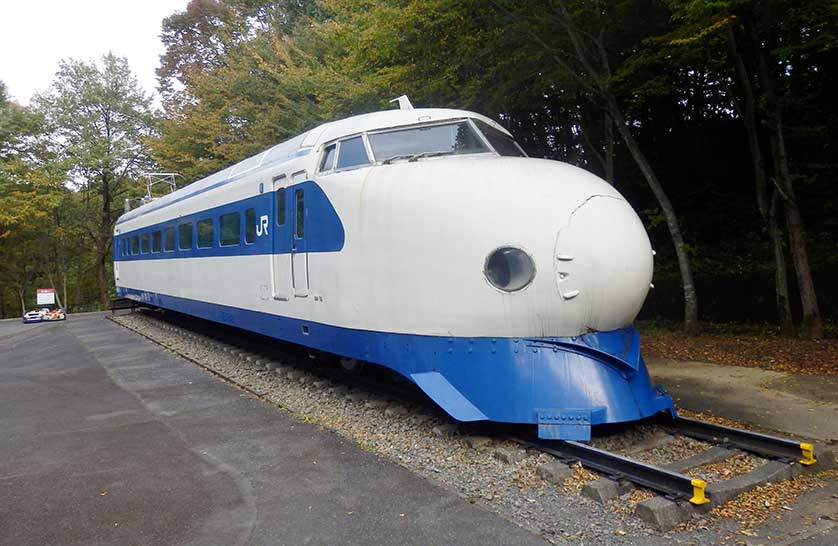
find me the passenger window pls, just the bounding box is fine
[141,233,150,254]
[276,188,286,226]
[132,235,139,255]
[336,136,370,170]
[152,230,162,253]
[164,227,175,251]
[319,144,336,172]
[245,208,256,244]
[295,189,304,238]
[197,219,214,248]
[178,223,193,250]
[220,212,240,246]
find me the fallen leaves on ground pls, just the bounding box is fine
[641,329,838,376]
[560,462,599,492]
[513,454,552,491]
[677,408,755,430]
[710,469,838,533]
[687,452,762,482]
[613,488,656,515]
[631,434,713,466]
[678,469,838,534]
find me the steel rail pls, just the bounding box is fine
[517,438,709,505]
[661,414,816,466]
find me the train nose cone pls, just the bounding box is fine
[554,195,653,333]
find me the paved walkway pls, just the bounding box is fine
[647,357,838,442]
[0,314,547,546]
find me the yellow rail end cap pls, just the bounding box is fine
[689,478,710,505]
[799,443,817,466]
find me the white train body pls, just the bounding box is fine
[115,107,672,440]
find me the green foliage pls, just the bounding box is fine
[151,0,364,181]
[0,81,70,313]
[2,0,837,326]
[34,54,157,195]
[32,54,158,307]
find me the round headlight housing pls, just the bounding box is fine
[484,247,536,292]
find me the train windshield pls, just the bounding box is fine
[473,120,526,157]
[368,121,488,163]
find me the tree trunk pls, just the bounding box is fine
[47,270,64,310]
[99,170,112,309]
[18,287,26,315]
[74,264,82,310]
[768,191,792,333]
[780,184,823,338]
[726,25,793,331]
[605,96,699,334]
[97,245,109,309]
[604,112,614,184]
[743,10,823,339]
[767,117,822,338]
[63,271,69,312]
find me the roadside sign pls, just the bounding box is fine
[36,288,56,305]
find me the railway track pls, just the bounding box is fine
[111,308,834,530]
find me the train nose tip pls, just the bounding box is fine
[554,195,653,332]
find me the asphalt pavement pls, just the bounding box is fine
[0,313,547,546]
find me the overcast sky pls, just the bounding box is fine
[0,0,190,105]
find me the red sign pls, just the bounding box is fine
[36,288,56,305]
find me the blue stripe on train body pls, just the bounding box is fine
[116,286,674,440]
[114,180,344,261]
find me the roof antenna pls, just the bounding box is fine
[390,95,414,110]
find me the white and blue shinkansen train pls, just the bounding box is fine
[114,102,674,440]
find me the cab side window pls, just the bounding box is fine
[319,144,336,173]
[336,136,370,170]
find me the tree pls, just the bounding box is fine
[0,81,67,312]
[667,0,834,338]
[34,54,158,308]
[151,0,360,180]
[0,82,55,239]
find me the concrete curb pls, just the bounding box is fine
[635,497,690,531]
[704,460,797,507]
[664,446,731,473]
[637,459,798,531]
[582,446,733,504]
[581,478,631,503]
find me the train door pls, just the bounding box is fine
[271,175,291,301]
[291,170,309,297]
[113,232,120,281]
